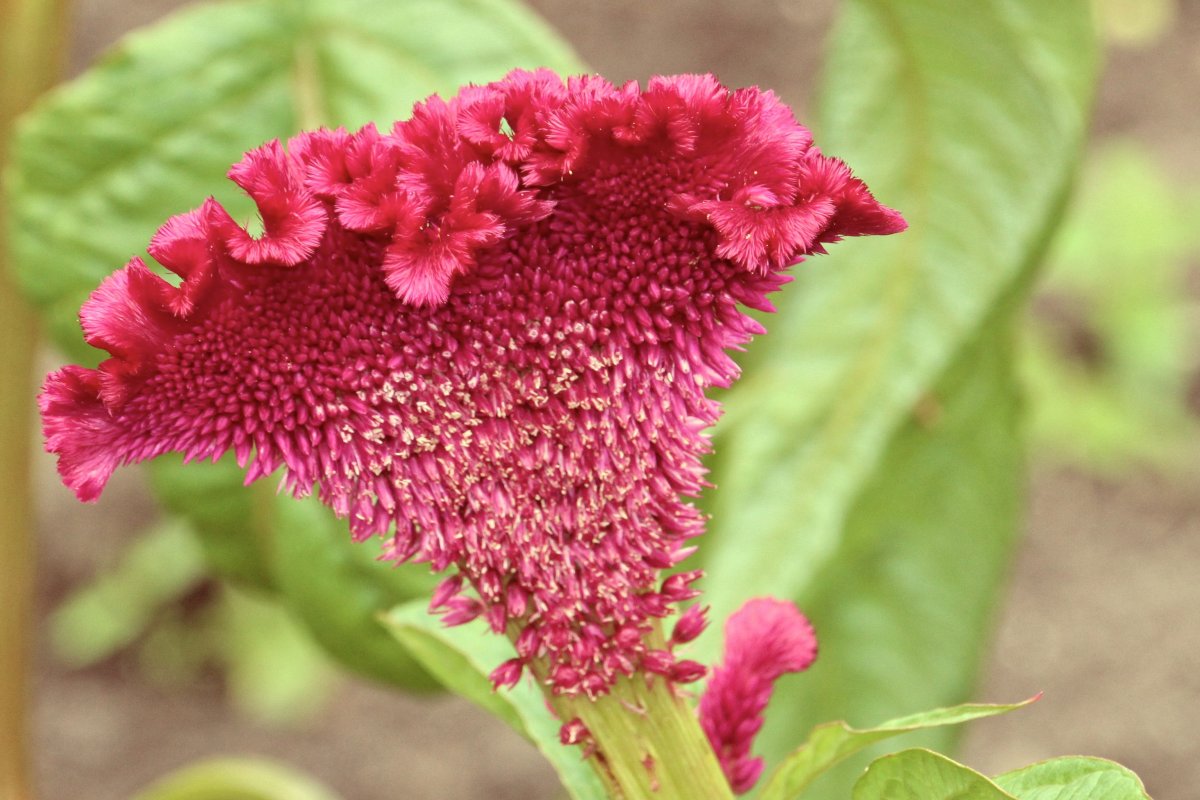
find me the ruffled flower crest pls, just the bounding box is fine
[41,69,903,698]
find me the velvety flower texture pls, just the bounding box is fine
[699,598,818,793]
[41,70,903,697]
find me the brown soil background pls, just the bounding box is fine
[31,1,1200,799]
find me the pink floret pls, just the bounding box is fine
[699,597,818,793]
[40,70,900,697]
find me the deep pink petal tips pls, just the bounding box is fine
[41,70,903,698]
[699,598,819,793]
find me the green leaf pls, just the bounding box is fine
[854,751,1154,800]
[270,494,441,690]
[853,749,1015,800]
[695,0,1098,788]
[130,756,341,800]
[6,0,583,361]
[750,297,1029,796]
[759,698,1036,800]
[381,601,609,800]
[994,757,1152,800]
[702,0,1097,628]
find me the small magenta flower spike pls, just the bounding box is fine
[699,598,819,794]
[41,70,903,701]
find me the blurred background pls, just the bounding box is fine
[24,0,1200,799]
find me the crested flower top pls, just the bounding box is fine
[41,70,904,697]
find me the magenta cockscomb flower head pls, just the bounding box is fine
[699,598,819,794]
[41,69,903,698]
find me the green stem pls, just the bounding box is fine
[550,675,734,800]
[0,1,70,798]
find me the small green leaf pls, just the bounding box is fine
[381,601,608,800]
[131,757,341,800]
[270,494,441,690]
[853,749,1015,800]
[759,698,1036,800]
[994,757,1152,800]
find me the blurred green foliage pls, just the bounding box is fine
[51,517,336,723]
[50,518,206,667]
[1022,141,1200,472]
[213,585,337,724]
[1092,0,1178,47]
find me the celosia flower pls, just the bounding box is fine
[699,598,818,793]
[41,70,903,698]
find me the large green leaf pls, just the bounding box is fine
[381,601,609,800]
[695,0,1098,789]
[747,300,1028,797]
[853,749,1014,800]
[6,0,583,362]
[702,0,1097,623]
[758,698,1035,800]
[994,757,1152,800]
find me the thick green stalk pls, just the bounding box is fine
[550,675,734,800]
[0,2,70,799]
